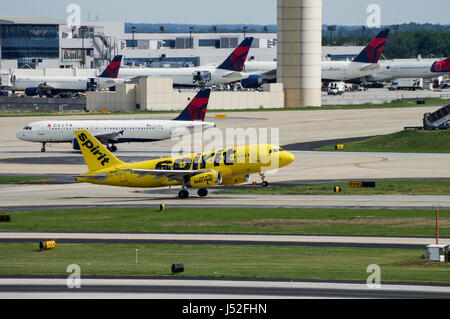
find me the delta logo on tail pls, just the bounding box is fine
[99,55,123,78]
[353,29,390,64]
[218,37,254,72]
[173,88,211,121]
[431,57,450,73]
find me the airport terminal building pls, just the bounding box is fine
[0,17,362,72]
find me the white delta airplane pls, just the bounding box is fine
[240,29,390,88]
[361,56,450,82]
[16,88,215,152]
[119,37,254,87]
[11,55,124,97]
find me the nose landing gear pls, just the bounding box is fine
[41,142,46,153]
[260,173,269,187]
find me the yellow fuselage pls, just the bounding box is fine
[78,144,295,188]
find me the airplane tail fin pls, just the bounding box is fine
[431,57,450,73]
[99,55,123,78]
[353,29,390,64]
[75,130,125,172]
[173,88,211,121]
[217,37,254,72]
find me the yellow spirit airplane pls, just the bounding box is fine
[75,129,295,198]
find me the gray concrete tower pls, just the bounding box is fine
[277,0,322,107]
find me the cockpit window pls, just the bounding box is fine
[269,148,283,154]
[23,126,32,130]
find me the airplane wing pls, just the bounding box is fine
[359,63,380,72]
[221,71,248,79]
[123,168,214,182]
[74,173,108,181]
[94,130,125,144]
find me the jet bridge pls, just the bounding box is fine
[423,105,450,130]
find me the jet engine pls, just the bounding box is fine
[241,74,263,89]
[187,171,222,188]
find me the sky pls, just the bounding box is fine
[1,0,449,26]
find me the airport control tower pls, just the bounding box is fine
[277,0,322,107]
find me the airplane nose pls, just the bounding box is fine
[285,151,295,165]
[280,151,295,167]
[16,131,24,140]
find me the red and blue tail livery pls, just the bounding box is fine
[173,88,211,121]
[99,55,123,78]
[431,57,450,73]
[218,37,254,72]
[353,29,390,64]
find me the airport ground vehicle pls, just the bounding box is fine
[388,78,424,91]
[328,82,346,95]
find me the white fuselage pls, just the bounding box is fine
[244,60,384,82]
[365,60,446,82]
[11,75,124,91]
[119,66,249,87]
[16,120,215,144]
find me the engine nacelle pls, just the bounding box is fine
[221,175,250,186]
[24,88,39,96]
[241,74,263,89]
[72,138,81,150]
[188,171,222,188]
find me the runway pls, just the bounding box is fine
[1,107,449,299]
[1,278,449,299]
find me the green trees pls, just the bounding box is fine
[322,24,450,59]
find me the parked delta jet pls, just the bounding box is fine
[241,29,390,88]
[119,38,254,87]
[11,55,124,97]
[16,89,214,152]
[74,129,295,199]
[362,56,450,82]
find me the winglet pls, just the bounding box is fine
[431,57,450,73]
[173,88,211,121]
[75,130,124,172]
[99,55,123,78]
[353,29,390,64]
[217,37,254,72]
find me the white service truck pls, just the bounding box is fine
[327,82,346,95]
[388,78,424,91]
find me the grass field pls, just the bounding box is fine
[1,243,449,283]
[216,180,450,196]
[1,207,449,237]
[0,175,51,184]
[317,130,450,153]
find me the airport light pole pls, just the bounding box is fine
[327,25,336,46]
[392,24,400,51]
[243,26,248,38]
[189,26,193,49]
[361,25,366,42]
[132,25,136,50]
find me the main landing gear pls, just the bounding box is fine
[41,142,46,153]
[107,144,117,152]
[177,182,209,199]
[177,188,209,199]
